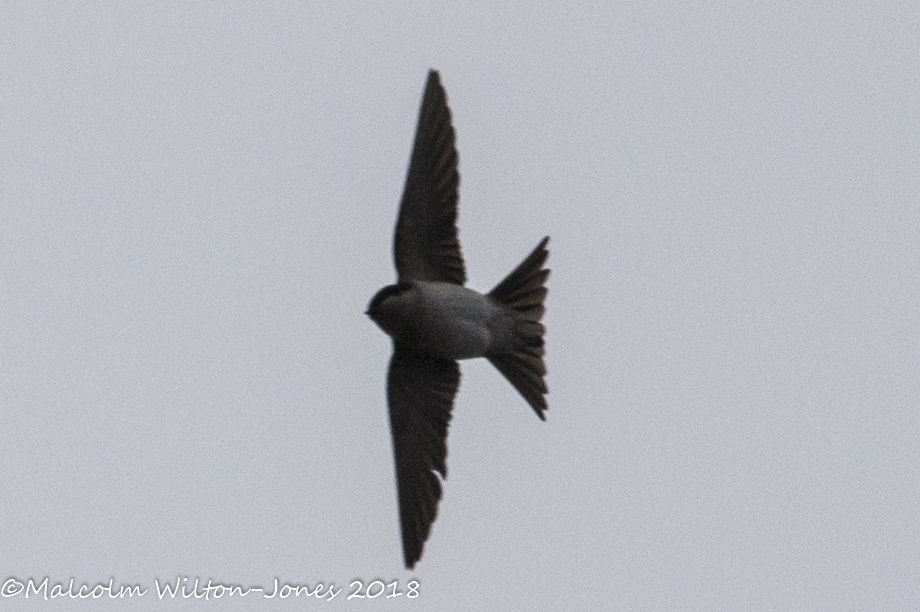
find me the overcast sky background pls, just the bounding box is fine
[2,2,919,610]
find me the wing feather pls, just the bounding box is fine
[387,347,460,568]
[393,70,465,284]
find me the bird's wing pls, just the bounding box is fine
[393,70,465,285]
[386,346,460,568]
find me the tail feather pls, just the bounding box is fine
[487,237,550,420]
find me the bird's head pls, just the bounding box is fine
[366,282,415,336]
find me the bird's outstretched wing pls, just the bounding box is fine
[394,70,465,285]
[386,347,460,568]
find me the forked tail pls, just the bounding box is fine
[487,237,550,420]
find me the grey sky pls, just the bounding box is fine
[2,2,918,610]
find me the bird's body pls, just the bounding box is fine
[367,70,550,569]
[369,281,514,360]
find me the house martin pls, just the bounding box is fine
[367,70,550,569]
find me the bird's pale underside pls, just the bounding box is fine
[367,70,550,569]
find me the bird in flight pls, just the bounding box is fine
[366,70,550,569]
